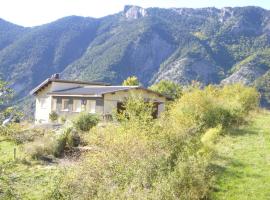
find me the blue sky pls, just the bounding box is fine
[1,0,269,27]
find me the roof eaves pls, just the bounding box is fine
[30,79,111,95]
[48,93,102,97]
[99,86,140,95]
[30,78,51,95]
[100,86,172,100]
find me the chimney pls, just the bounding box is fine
[51,73,60,80]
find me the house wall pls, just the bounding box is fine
[103,89,166,117]
[34,84,167,123]
[51,96,104,120]
[35,85,52,123]
[34,81,104,123]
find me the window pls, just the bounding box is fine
[52,98,57,111]
[40,98,46,109]
[73,99,82,112]
[88,100,96,113]
[62,99,69,111]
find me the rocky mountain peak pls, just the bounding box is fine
[123,5,148,19]
[218,7,235,22]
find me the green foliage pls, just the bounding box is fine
[3,125,45,144]
[49,111,58,122]
[200,125,222,154]
[51,84,259,199]
[60,116,67,124]
[66,128,80,148]
[254,70,270,107]
[169,84,259,131]
[24,132,65,159]
[122,76,140,86]
[0,79,13,105]
[24,125,82,159]
[0,79,18,123]
[73,112,99,132]
[116,94,154,126]
[149,80,182,100]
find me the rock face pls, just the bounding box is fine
[222,64,268,85]
[154,57,220,85]
[222,53,270,85]
[124,5,148,19]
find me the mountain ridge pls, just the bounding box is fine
[1,5,270,106]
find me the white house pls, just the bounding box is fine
[30,74,170,123]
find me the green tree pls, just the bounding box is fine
[0,80,13,105]
[122,76,140,86]
[0,80,23,123]
[149,80,182,100]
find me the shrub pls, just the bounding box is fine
[149,80,182,100]
[73,113,99,132]
[122,76,140,86]
[25,134,55,159]
[200,125,223,155]
[116,94,155,128]
[0,123,45,144]
[11,128,45,144]
[66,128,80,148]
[49,111,58,122]
[25,132,67,159]
[60,116,66,124]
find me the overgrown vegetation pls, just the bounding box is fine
[122,76,140,86]
[46,84,259,199]
[49,111,59,122]
[73,112,99,132]
[0,83,261,199]
[149,80,182,100]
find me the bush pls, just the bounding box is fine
[149,80,182,100]
[25,131,66,159]
[0,123,45,144]
[25,129,82,159]
[66,128,80,148]
[73,113,99,132]
[60,116,66,124]
[25,133,56,159]
[49,111,58,122]
[116,95,155,127]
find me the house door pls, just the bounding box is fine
[152,102,159,119]
[117,102,125,114]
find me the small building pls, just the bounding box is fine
[30,74,170,124]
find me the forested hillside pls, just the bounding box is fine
[1,5,270,104]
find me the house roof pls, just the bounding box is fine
[30,78,110,95]
[48,86,172,100]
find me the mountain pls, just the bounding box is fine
[1,5,270,107]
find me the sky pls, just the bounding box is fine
[0,0,269,27]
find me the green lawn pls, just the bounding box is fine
[0,137,61,199]
[211,110,270,200]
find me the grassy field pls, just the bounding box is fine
[1,110,270,199]
[211,110,270,200]
[0,137,61,199]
